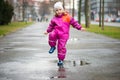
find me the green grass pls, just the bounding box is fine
[82,24,120,40]
[0,22,33,36]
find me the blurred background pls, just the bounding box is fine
[2,0,120,22]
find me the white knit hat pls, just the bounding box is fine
[54,1,64,10]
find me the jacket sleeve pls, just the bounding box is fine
[47,19,55,33]
[70,17,82,30]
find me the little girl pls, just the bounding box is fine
[44,1,85,66]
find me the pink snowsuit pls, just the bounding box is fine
[46,13,82,61]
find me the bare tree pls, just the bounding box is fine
[39,1,50,21]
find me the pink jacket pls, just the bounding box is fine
[47,13,82,38]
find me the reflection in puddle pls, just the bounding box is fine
[58,66,66,78]
[50,66,66,79]
[73,60,90,67]
[80,60,90,66]
[73,61,76,66]
[51,60,90,67]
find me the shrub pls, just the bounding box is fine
[0,0,14,25]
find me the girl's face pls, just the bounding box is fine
[55,8,63,16]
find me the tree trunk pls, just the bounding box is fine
[72,0,75,18]
[63,0,65,9]
[22,0,25,21]
[69,0,71,14]
[101,0,104,30]
[78,0,82,24]
[85,0,90,28]
[99,0,102,27]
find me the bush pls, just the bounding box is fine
[0,0,14,25]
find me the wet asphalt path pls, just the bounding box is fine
[0,22,120,80]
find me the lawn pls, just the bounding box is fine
[82,24,120,40]
[0,22,33,37]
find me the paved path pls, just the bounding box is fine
[0,22,120,80]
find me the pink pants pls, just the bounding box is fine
[49,31,68,61]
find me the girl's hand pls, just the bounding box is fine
[81,28,86,31]
[44,32,48,35]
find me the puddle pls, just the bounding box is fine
[49,60,90,79]
[4,47,13,50]
[80,60,90,66]
[0,49,4,53]
[72,60,90,67]
[50,67,66,79]
[0,47,13,53]
[50,60,90,67]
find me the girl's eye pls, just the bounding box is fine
[59,9,61,10]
